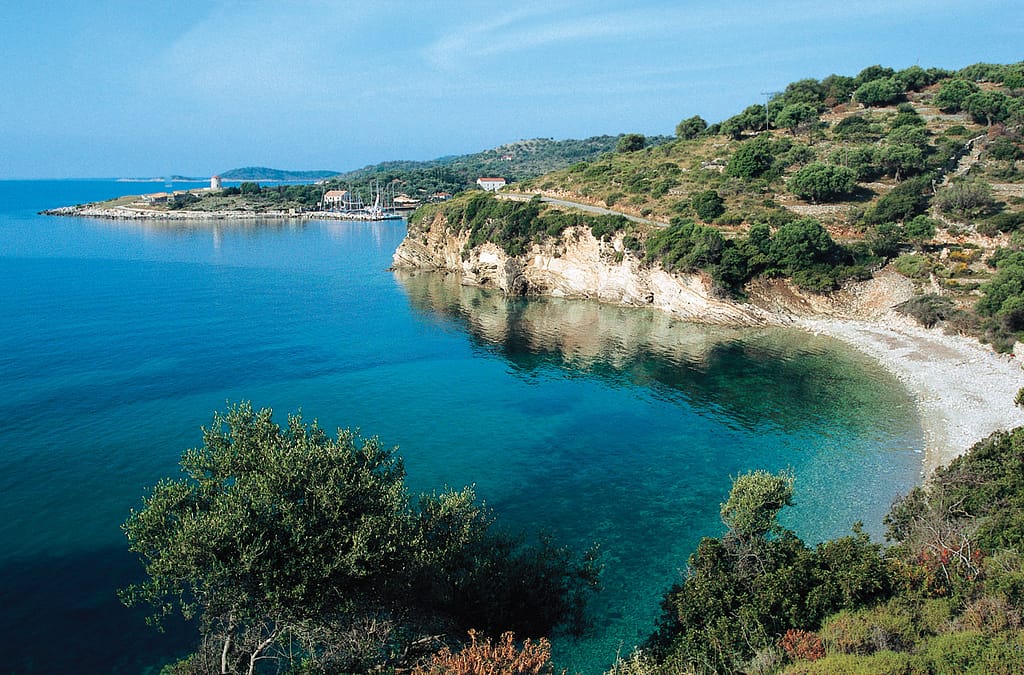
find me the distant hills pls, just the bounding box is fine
[325,134,673,198]
[189,135,669,190]
[217,167,340,181]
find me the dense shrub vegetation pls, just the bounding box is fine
[416,193,632,257]
[630,427,1024,674]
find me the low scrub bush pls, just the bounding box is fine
[893,254,931,279]
[412,631,562,675]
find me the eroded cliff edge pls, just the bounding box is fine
[392,210,916,327]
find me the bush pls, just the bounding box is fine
[831,146,883,181]
[645,219,726,272]
[897,295,960,329]
[865,176,932,224]
[904,215,937,244]
[789,164,858,202]
[988,138,1024,162]
[833,115,879,141]
[894,254,932,279]
[819,603,918,655]
[616,134,646,153]
[781,650,924,674]
[412,631,562,675]
[675,115,708,140]
[934,79,980,113]
[935,181,997,220]
[647,473,892,673]
[920,631,1024,674]
[855,78,902,107]
[891,103,926,129]
[869,222,906,258]
[726,135,776,179]
[779,629,825,662]
[691,189,726,222]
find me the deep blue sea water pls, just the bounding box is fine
[0,180,922,673]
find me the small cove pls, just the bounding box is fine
[0,181,920,673]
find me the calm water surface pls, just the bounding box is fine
[0,180,922,673]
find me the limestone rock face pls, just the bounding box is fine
[391,212,912,326]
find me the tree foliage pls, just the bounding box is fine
[690,189,725,222]
[616,134,647,153]
[933,78,981,113]
[675,115,708,140]
[854,77,902,107]
[865,176,932,224]
[720,470,795,540]
[935,180,997,220]
[648,473,891,673]
[725,135,776,179]
[788,163,857,202]
[122,403,600,674]
[775,103,820,136]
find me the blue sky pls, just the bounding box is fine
[1,0,1022,178]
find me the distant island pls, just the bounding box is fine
[216,167,340,182]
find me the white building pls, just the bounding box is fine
[323,189,350,206]
[210,175,222,190]
[476,177,507,192]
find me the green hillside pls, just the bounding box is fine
[217,166,339,181]
[330,134,673,199]
[430,62,1024,351]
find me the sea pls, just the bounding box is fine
[0,179,922,673]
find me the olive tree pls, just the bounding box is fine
[691,189,725,222]
[675,115,708,140]
[774,103,819,136]
[120,404,428,673]
[616,133,646,153]
[121,403,600,674]
[788,163,857,202]
[854,77,902,107]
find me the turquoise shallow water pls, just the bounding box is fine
[0,181,921,673]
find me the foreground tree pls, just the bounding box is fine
[121,403,600,674]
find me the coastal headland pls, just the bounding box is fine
[41,204,403,222]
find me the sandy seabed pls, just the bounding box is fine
[800,312,1024,476]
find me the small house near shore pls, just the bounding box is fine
[393,194,421,208]
[323,189,351,207]
[141,192,170,205]
[476,177,507,192]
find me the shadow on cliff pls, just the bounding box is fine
[392,269,916,437]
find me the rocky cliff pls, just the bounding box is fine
[392,211,916,327]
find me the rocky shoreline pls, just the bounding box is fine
[393,216,1024,474]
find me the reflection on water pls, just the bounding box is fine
[395,269,916,438]
[394,269,923,673]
